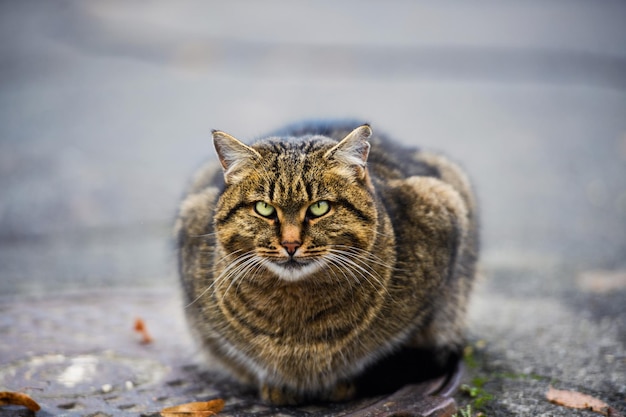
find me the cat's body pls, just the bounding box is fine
[175,121,478,405]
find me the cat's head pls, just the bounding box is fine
[212,125,378,282]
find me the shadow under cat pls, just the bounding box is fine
[183,350,462,417]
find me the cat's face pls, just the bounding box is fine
[212,126,378,282]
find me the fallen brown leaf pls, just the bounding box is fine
[160,398,225,416]
[546,386,624,417]
[577,270,626,294]
[134,317,153,344]
[0,391,41,412]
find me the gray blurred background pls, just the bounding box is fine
[1,1,626,296]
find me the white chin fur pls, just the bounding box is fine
[264,260,324,282]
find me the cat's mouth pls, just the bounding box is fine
[264,257,323,282]
[280,258,311,268]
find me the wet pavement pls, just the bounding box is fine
[1,1,625,416]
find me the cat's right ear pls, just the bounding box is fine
[212,130,261,184]
[324,124,372,181]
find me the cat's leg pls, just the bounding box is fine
[260,383,302,406]
[388,175,475,364]
[325,380,357,402]
[260,380,356,405]
[409,153,478,365]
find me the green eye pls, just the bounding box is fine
[255,201,276,218]
[308,201,330,218]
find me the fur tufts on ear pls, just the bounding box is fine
[324,125,372,180]
[212,130,260,184]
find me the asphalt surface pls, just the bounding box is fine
[1,1,625,416]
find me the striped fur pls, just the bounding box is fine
[175,121,479,405]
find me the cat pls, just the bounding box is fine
[175,120,479,405]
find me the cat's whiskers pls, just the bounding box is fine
[332,252,384,291]
[218,253,266,299]
[214,251,254,282]
[317,257,353,287]
[214,249,245,265]
[185,251,256,308]
[324,254,361,285]
[327,248,388,275]
[331,245,398,272]
[188,231,219,239]
[367,226,394,239]
[236,256,271,294]
[233,255,272,296]
[330,248,394,296]
[324,250,390,297]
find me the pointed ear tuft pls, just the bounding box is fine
[324,125,372,179]
[212,130,260,184]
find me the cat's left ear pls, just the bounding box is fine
[324,124,372,180]
[212,130,261,184]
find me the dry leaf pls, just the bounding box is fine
[134,317,153,344]
[577,270,626,294]
[160,398,225,416]
[0,391,41,412]
[546,386,623,416]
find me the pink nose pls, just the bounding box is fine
[281,241,301,256]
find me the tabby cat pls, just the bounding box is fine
[175,121,478,405]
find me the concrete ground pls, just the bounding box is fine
[1,1,625,416]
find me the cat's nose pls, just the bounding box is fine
[281,241,301,256]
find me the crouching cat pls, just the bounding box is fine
[175,121,478,405]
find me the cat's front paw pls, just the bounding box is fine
[259,380,356,405]
[260,383,301,406]
[326,380,356,402]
